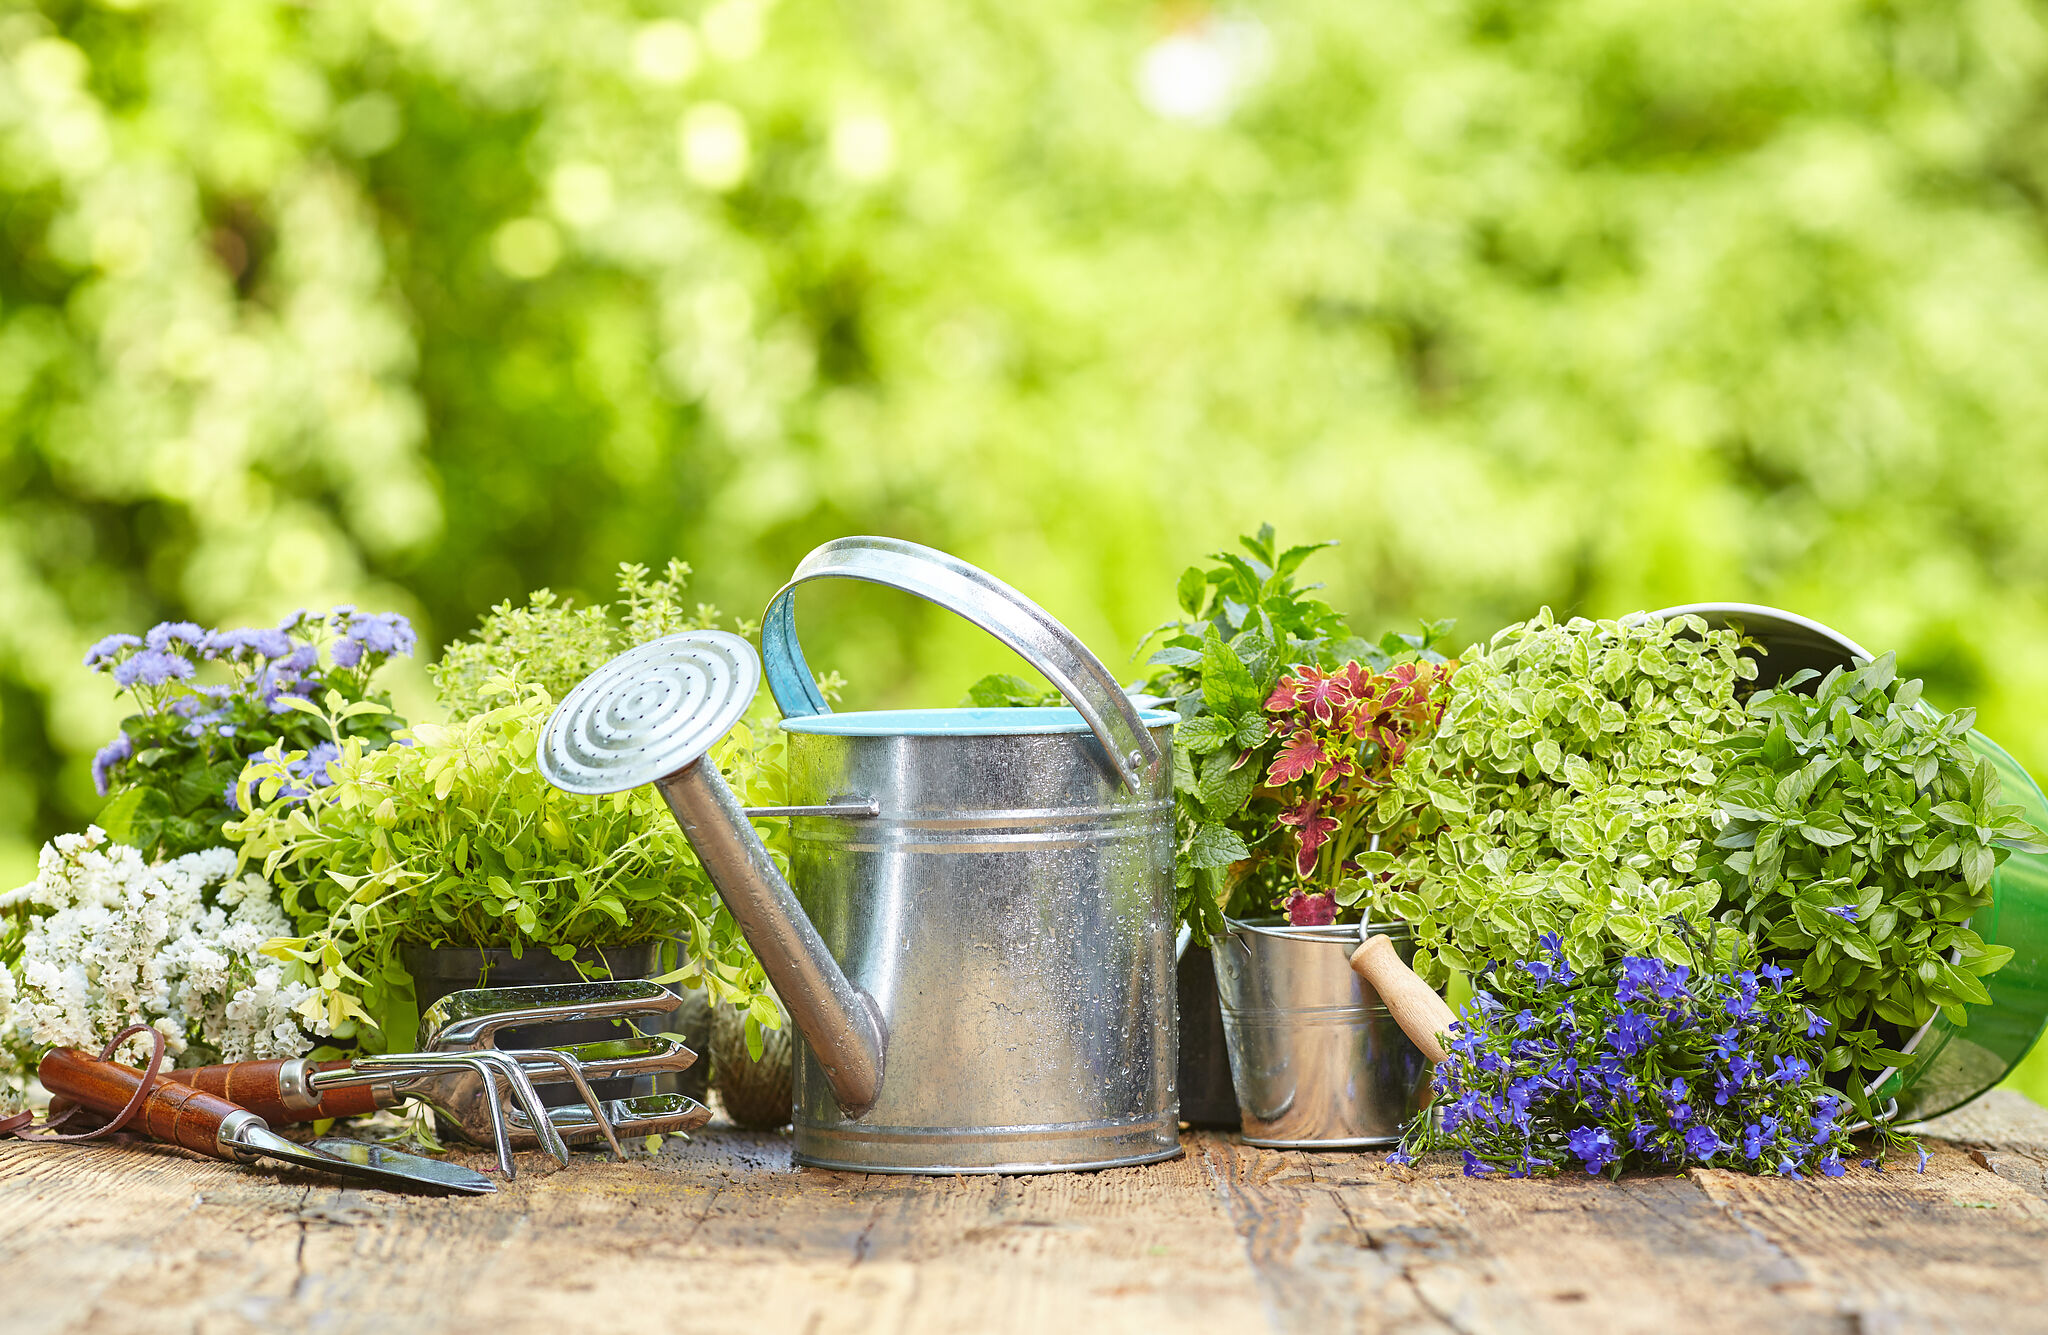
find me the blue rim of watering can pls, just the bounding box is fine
[779,706,1179,737]
[759,536,1165,790]
[1656,602,2048,1123]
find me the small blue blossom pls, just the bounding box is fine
[1915,1145,1929,1174]
[1769,1055,1811,1086]
[1513,1009,1541,1033]
[113,649,196,688]
[1778,1156,1803,1180]
[1740,1122,1766,1159]
[1461,1151,1491,1178]
[91,734,134,795]
[1758,962,1793,990]
[1817,1154,1846,1177]
[1804,1009,1830,1039]
[145,621,207,653]
[1685,1125,1723,1161]
[83,633,142,668]
[1608,1009,1656,1057]
[1823,906,1860,923]
[1385,1147,1413,1167]
[1652,963,1693,1002]
[1568,1126,1619,1174]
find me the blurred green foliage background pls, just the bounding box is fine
[8,0,2048,1100]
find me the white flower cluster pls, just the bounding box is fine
[0,828,327,1091]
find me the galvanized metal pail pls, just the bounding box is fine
[1212,919,1433,1147]
[1657,602,2048,1122]
[762,539,1181,1173]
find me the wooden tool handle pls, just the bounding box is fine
[1350,935,1457,1065]
[162,1060,377,1125]
[38,1048,240,1158]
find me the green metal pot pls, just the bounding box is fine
[1658,603,2048,1121]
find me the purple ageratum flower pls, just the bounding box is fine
[280,643,319,674]
[289,741,342,789]
[91,734,134,795]
[83,633,142,669]
[1759,962,1793,990]
[345,611,417,657]
[1567,1126,1619,1174]
[145,621,207,653]
[1824,905,1860,923]
[113,649,196,688]
[1684,1125,1723,1162]
[329,636,365,669]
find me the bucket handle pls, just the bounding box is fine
[761,536,1162,791]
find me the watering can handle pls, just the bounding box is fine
[761,536,1163,791]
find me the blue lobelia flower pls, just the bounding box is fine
[1823,906,1859,923]
[1915,1145,1929,1174]
[1652,963,1693,1002]
[1385,1147,1413,1167]
[1712,1073,1741,1107]
[1817,1154,1846,1177]
[1617,957,1664,1005]
[1777,1156,1804,1180]
[1740,1122,1766,1159]
[1608,1008,1656,1057]
[1710,1028,1743,1061]
[1684,1125,1722,1161]
[1758,962,1793,990]
[1804,1009,1830,1039]
[1769,1054,1811,1085]
[1513,1008,1541,1033]
[1567,1125,1619,1174]
[1461,1151,1492,1178]
[1727,1053,1759,1084]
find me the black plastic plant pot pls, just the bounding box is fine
[1177,941,1243,1130]
[401,942,709,1109]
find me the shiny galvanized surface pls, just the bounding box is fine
[1213,921,1432,1148]
[780,716,1181,1173]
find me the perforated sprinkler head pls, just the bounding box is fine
[538,630,761,795]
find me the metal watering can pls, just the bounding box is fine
[539,537,1181,1174]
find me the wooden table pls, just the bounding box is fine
[5,1092,2047,1335]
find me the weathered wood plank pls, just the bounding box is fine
[4,1095,2048,1335]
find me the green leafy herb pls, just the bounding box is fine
[1708,653,2048,1080]
[1369,610,1755,985]
[1135,525,1454,942]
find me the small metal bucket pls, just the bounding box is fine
[1658,602,2048,1122]
[1212,919,1433,1147]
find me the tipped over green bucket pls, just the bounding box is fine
[1658,603,2048,1122]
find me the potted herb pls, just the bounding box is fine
[1131,527,1455,1140]
[229,564,789,1081]
[1364,609,1758,983]
[1708,652,2047,1112]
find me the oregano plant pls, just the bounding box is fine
[1364,610,1756,985]
[1708,653,2047,1085]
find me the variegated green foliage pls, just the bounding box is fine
[1364,611,1755,985]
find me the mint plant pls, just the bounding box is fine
[1708,653,2046,1084]
[1366,611,1755,985]
[84,610,412,861]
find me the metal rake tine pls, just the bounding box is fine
[508,1047,625,1161]
[473,1049,571,1167]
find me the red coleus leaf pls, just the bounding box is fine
[1286,892,1337,927]
[1278,797,1340,876]
[1313,751,1358,791]
[1266,730,1328,786]
[1267,666,1352,725]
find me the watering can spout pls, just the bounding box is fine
[656,757,887,1119]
